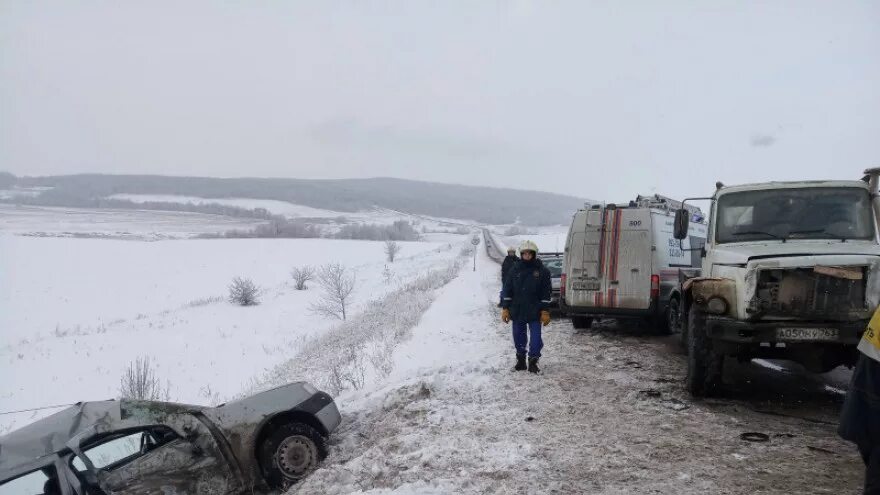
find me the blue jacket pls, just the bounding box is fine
[502,258,552,322]
[839,353,880,448]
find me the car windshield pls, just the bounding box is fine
[541,257,563,277]
[715,187,874,243]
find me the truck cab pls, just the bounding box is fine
[675,173,880,396]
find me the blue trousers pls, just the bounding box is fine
[512,320,543,358]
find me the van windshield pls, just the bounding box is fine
[715,187,875,243]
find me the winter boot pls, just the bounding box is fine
[513,353,527,371]
[528,357,540,374]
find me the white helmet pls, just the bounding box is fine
[519,240,539,255]
[507,246,516,254]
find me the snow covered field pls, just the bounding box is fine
[108,193,344,219]
[0,232,463,433]
[107,193,480,229]
[0,204,267,239]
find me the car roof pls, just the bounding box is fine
[0,401,121,474]
[0,399,197,476]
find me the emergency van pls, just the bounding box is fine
[561,195,707,331]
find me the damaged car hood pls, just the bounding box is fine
[711,240,880,265]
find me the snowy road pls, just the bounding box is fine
[294,243,863,494]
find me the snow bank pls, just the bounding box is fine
[245,260,464,396]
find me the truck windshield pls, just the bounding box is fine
[715,187,874,243]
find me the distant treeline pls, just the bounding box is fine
[204,218,421,241]
[0,172,587,225]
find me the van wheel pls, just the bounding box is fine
[685,308,723,397]
[571,316,593,329]
[258,422,327,489]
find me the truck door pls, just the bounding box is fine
[605,209,652,310]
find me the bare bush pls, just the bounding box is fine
[228,277,260,306]
[384,240,402,263]
[119,356,171,401]
[310,264,357,320]
[291,266,316,290]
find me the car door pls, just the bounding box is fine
[68,416,237,495]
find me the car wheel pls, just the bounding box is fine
[259,422,328,489]
[685,308,723,397]
[571,315,593,329]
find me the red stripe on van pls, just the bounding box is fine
[611,209,623,279]
[597,209,608,277]
[606,209,623,307]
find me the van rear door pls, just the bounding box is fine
[565,208,604,308]
[604,209,652,310]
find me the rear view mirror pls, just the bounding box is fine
[673,209,689,240]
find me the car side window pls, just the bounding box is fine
[71,426,179,473]
[0,466,60,495]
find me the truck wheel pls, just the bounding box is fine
[662,296,681,335]
[571,316,593,329]
[685,308,723,397]
[258,422,328,489]
[679,307,689,351]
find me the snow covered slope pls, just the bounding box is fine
[0,234,462,434]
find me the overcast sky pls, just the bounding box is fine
[1,1,878,201]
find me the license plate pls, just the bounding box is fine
[573,280,601,291]
[776,328,839,341]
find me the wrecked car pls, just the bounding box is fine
[673,170,880,397]
[0,382,341,494]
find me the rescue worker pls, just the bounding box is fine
[501,240,552,373]
[840,306,880,494]
[499,247,518,306]
[501,246,517,280]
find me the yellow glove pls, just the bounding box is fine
[501,308,511,323]
[540,310,551,325]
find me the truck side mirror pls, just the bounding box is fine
[673,209,689,240]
